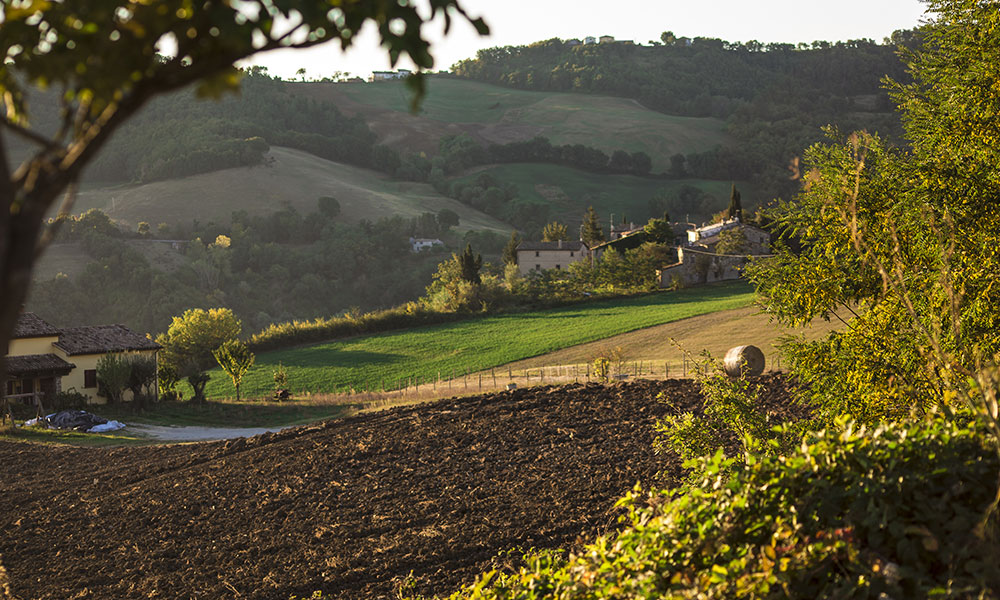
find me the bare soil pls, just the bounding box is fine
[0,376,799,600]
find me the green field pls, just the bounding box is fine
[454,163,755,224]
[304,78,731,173]
[201,282,754,399]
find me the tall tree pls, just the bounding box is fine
[541,221,569,242]
[0,0,487,406]
[727,184,743,221]
[581,206,606,247]
[502,231,522,266]
[457,244,483,285]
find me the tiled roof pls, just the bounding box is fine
[6,353,75,376]
[54,325,161,356]
[13,313,60,339]
[517,241,588,252]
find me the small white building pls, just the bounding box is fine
[516,240,589,275]
[584,36,597,45]
[369,69,412,82]
[410,237,444,252]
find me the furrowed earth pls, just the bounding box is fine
[0,376,798,600]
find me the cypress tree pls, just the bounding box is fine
[728,184,743,221]
[502,231,521,265]
[581,206,605,247]
[458,243,482,285]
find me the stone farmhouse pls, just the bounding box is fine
[5,312,161,408]
[516,240,590,275]
[658,218,770,287]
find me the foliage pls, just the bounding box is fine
[457,244,484,285]
[186,372,211,405]
[580,206,605,247]
[748,1,1000,429]
[728,183,743,221]
[444,418,1000,599]
[212,339,256,401]
[125,353,158,409]
[28,208,450,335]
[540,222,569,242]
[590,347,627,384]
[273,362,289,395]
[96,353,131,405]
[502,231,521,266]
[452,34,912,202]
[655,357,809,477]
[317,197,341,219]
[156,309,240,403]
[715,227,747,256]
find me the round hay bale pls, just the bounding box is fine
[723,345,765,378]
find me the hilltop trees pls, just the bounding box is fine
[0,0,487,407]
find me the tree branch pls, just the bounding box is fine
[0,117,60,151]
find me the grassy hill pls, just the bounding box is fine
[201,282,754,399]
[72,146,510,232]
[452,163,753,225]
[293,78,731,173]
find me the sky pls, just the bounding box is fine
[245,0,930,81]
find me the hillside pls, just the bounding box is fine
[73,146,510,232]
[200,283,753,399]
[451,163,750,225]
[0,376,798,600]
[296,78,731,173]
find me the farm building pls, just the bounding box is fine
[4,313,160,407]
[658,219,771,287]
[516,240,590,275]
[410,237,445,252]
[369,69,411,82]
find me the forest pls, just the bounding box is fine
[452,32,916,201]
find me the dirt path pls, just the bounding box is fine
[131,424,289,442]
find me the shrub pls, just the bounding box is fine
[443,418,1000,599]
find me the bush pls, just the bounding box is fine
[443,417,1000,599]
[49,389,89,411]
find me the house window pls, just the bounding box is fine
[535,264,541,271]
[570,251,574,257]
[535,251,540,257]
[84,369,97,389]
[556,264,561,270]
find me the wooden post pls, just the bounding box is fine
[478,373,482,390]
[492,368,496,387]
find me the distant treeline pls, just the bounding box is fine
[29,207,506,334]
[451,33,917,201]
[72,70,393,183]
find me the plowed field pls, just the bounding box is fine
[0,376,798,600]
